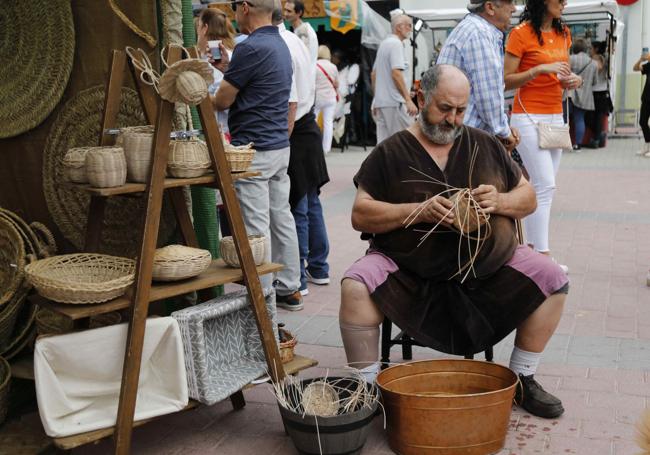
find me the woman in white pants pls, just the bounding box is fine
[504,0,582,271]
[314,45,339,154]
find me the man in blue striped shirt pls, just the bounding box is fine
[437,0,519,152]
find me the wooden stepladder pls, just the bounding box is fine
[38,46,316,454]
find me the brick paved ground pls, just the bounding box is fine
[65,137,650,454]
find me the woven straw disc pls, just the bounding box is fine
[301,382,339,417]
[0,1,75,138]
[0,217,25,309]
[43,86,176,257]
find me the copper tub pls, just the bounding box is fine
[377,359,517,455]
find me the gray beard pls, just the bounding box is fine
[418,114,461,145]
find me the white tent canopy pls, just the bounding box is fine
[404,0,619,25]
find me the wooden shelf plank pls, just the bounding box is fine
[34,260,283,320]
[52,401,200,450]
[63,171,259,196]
[51,354,318,450]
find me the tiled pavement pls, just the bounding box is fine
[69,137,650,454]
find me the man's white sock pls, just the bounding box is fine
[508,346,541,377]
[359,362,380,383]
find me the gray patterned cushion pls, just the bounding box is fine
[171,288,277,405]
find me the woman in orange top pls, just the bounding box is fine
[504,0,582,272]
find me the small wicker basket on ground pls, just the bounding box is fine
[0,356,10,426]
[279,327,297,363]
[122,130,154,183]
[63,147,92,183]
[167,140,211,178]
[85,147,127,188]
[225,143,255,173]
[25,254,135,304]
[219,235,266,268]
[152,245,212,281]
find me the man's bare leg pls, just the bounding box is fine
[515,292,565,352]
[339,278,383,372]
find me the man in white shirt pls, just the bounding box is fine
[273,7,331,298]
[283,0,318,64]
[371,13,417,144]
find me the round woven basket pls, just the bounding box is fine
[152,245,212,281]
[123,130,154,183]
[0,0,74,139]
[159,59,214,105]
[219,235,266,268]
[25,254,136,304]
[225,148,255,173]
[0,283,28,350]
[0,356,10,426]
[116,125,154,147]
[0,290,36,360]
[0,217,26,309]
[42,86,176,256]
[35,309,74,336]
[168,140,211,178]
[0,208,55,261]
[63,147,92,183]
[85,147,127,188]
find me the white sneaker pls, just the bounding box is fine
[300,288,309,296]
[306,270,330,285]
[638,144,650,155]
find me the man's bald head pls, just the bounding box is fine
[420,64,470,103]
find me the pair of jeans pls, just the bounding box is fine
[234,146,301,295]
[570,101,589,145]
[510,113,564,253]
[291,188,330,291]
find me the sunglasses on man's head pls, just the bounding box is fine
[231,1,255,11]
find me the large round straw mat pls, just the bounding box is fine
[43,86,176,257]
[0,217,25,309]
[0,1,75,138]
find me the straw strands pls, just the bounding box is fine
[402,139,492,283]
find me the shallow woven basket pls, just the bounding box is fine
[123,130,154,183]
[35,309,74,336]
[450,190,489,235]
[0,217,25,310]
[85,147,127,188]
[220,235,266,268]
[0,356,10,426]
[168,139,211,178]
[63,147,92,183]
[225,148,255,173]
[152,245,212,281]
[279,327,297,363]
[0,282,28,350]
[25,254,135,304]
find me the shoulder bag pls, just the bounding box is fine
[317,63,339,102]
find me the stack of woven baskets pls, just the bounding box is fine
[0,208,57,425]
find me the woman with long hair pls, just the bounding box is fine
[197,8,236,135]
[504,0,582,272]
[633,48,650,156]
[588,41,612,149]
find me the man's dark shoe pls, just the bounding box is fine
[515,374,564,418]
[276,291,304,311]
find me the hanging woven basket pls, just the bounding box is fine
[159,59,214,106]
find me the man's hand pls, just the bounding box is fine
[499,129,520,153]
[405,99,418,116]
[207,42,230,73]
[413,195,455,227]
[471,185,501,214]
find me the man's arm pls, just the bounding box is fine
[370,70,376,94]
[211,79,239,111]
[351,187,454,234]
[471,175,536,220]
[390,69,417,115]
[288,102,297,136]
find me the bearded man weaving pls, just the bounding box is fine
[339,65,568,419]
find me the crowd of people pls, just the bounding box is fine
[192,0,649,422]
